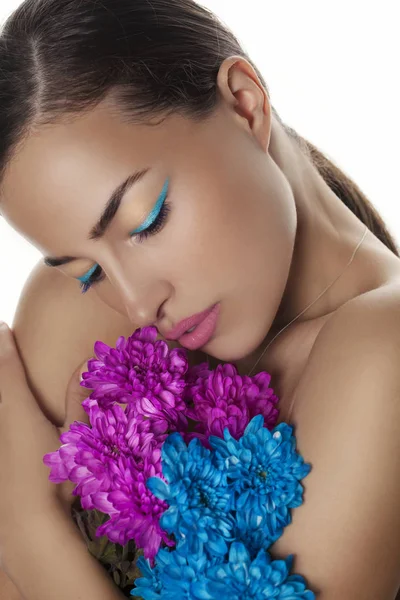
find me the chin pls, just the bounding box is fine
[204,333,262,364]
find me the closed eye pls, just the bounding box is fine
[77,178,170,294]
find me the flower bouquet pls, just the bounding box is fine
[43,326,315,599]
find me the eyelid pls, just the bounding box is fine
[130,177,169,234]
[76,177,169,282]
[78,262,99,284]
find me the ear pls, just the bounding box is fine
[216,55,271,151]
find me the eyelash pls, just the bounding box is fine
[79,197,171,294]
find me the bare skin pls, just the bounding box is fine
[1,56,400,597]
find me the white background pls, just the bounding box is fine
[1,0,399,326]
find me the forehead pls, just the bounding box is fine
[0,102,197,254]
[1,101,174,207]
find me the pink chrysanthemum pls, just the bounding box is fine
[43,399,171,559]
[94,451,174,560]
[80,326,189,432]
[43,400,164,510]
[184,363,280,443]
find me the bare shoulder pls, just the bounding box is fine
[294,279,400,418]
[12,261,134,426]
[269,281,400,598]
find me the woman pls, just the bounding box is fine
[0,0,400,598]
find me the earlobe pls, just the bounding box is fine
[216,56,271,152]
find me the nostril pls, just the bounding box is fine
[156,299,168,322]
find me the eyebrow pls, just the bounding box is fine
[43,167,150,267]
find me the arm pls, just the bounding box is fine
[0,322,125,600]
[0,263,133,599]
[2,503,125,600]
[269,293,400,599]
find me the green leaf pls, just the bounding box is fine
[113,570,121,586]
[70,503,144,592]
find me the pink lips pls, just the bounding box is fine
[164,303,220,351]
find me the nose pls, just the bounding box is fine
[116,279,170,329]
[125,302,159,328]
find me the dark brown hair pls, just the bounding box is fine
[0,0,398,255]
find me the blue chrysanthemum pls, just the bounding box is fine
[131,546,221,600]
[192,542,315,600]
[132,542,315,600]
[147,433,235,556]
[131,555,162,599]
[210,415,312,544]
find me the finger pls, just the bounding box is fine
[61,359,93,434]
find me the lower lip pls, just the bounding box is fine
[177,303,220,351]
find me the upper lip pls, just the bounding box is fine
[163,304,216,341]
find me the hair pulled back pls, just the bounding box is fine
[0,0,397,255]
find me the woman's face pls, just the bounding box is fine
[0,60,297,362]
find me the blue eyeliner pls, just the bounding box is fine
[130,177,169,234]
[77,177,169,283]
[78,262,99,284]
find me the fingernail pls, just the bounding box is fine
[0,321,8,331]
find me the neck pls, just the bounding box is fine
[233,126,394,377]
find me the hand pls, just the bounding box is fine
[0,321,92,546]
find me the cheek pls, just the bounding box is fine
[94,281,128,317]
[192,189,294,306]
